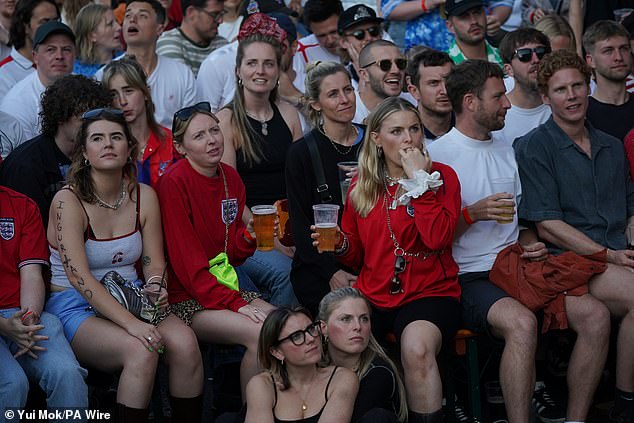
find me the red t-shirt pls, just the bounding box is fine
[0,186,49,309]
[339,162,462,309]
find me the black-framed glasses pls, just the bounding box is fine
[197,7,225,22]
[513,46,550,63]
[362,58,407,72]
[82,108,125,120]
[172,101,213,132]
[390,255,406,295]
[276,322,321,346]
[346,26,381,41]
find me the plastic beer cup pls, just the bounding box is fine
[491,178,515,224]
[337,161,358,201]
[252,205,276,251]
[313,204,340,252]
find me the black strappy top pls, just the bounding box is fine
[271,366,338,423]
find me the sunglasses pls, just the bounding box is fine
[276,322,321,346]
[390,255,406,295]
[346,26,381,41]
[172,101,214,132]
[362,58,407,72]
[82,108,125,120]
[513,46,550,63]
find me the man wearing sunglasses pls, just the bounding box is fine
[584,20,634,142]
[355,39,409,123]
[445,0,503,67]
[157,0,229,77]
[337,4,384,89]
[494,28,552,145]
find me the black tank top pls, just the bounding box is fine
[272,366,338,423]
[235,102,292,208]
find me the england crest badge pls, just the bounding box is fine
[0,217,15,240]
[222,199,238,224]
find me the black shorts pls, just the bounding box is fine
[371,297,461,347]
[458,271,509,339]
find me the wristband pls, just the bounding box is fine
[529,10,535,24]
[462,207,474,225]
[243,228,256,243]
[421,0,428,12]
[21,311,33,322]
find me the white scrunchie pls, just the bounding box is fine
[396,169,443,206]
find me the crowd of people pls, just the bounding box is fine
[1,0,634,422]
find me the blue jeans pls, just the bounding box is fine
[239,249,297,307]
[0,309,88,422]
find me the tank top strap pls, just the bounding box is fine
[135,184,141,230]
[324,366,338,402]
[60,187,94,240]
[270,372,278,408]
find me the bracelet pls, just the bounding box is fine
[334,233,349,256]
[421,0,428,12]
[21,311,33,322]
[243,228,256,243]
[146,275,164,285]
[462,207,474,225]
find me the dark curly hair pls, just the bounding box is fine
[39,75,113,138]
[9,0,59,50]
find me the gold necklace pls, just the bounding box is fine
[246,106,273,136]
[320,124,358,156]
[294,370,318,417]
[93,181,126,210]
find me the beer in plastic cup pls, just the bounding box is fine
[313,204,340,252]
[337,161,358,201]
[252,205,276,251]
[275,199,294,247]
[491,178,515,224]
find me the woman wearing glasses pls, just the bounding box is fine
[45,108,203,422]
[156,102,274,399]
[313,97,462,423]
[217,29,302,307]
[102,57,178,187]
[245,306,358,423]
[286,61,364,315]
[318,287,407,422]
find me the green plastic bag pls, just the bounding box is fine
[208,252,239,291]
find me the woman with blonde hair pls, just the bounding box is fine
[318,287,408,422]
[313,97,462,423]
[45,108,203,422]
[102,57,178,186]
[73,4,122,77]
[534,14,576,51]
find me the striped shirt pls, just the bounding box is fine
[447,39,503,68]
[156,28,228,77]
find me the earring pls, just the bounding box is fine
[324,335,329,344]
[127,156,133,163]
[277,79,280,87]
[84,159,90,167]
[238,78,242,86]
[377,145,383,156]
[280,357,284,366]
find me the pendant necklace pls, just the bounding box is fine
[384,179,400,210]
[247,107,272,136]
[320,124,358,156]
[93,181,126,210]
[295,370,318,417]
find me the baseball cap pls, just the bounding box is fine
[443,0,484,18]
[242,0,298,18]
[337,4,383,34]
[269,12,297,42]
[33,21,75,49]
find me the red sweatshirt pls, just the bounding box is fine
[156,160,255,312]
[339,162,462,309]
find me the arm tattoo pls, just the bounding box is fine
[83,289,93,299]
[142,256,151,266]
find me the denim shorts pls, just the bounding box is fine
[45,289,95,343]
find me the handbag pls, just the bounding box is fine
[97,271,153,322]
[209,163,240,291]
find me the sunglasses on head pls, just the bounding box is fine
[346,26,381,41]
[276,322,321,346]
[513,46,550,62]
[362,58,407,72]
[82,108,125,120]
[172,101,213,132]
[390,255,406,295]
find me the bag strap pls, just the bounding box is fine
[219,163,229,254]
[305,131,332,203]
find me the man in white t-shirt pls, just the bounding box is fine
[428,59,608,423]
[292,0,342,92]
[98,0,196,128]
[494,28,552,144]
[0,21,74,146]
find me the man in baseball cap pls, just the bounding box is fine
[338,4,384,88]
[445,0,503,66]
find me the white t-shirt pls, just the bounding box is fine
[96,54,197,128]
[427,127,520,273]
[292,33,341,94]
[0,47,35,100]
[196,41,238,112]
[218,17,243,43]
[0,72,45,145]
[493,103,551,145]
[353,90,416,124]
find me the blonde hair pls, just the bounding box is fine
[534,15,576,51]
[226,34,281,166]
[65,0,92,31]
[304,60,351,128]
[350,97,423,217]
[317,287,408,422]
[75,4,110,64]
